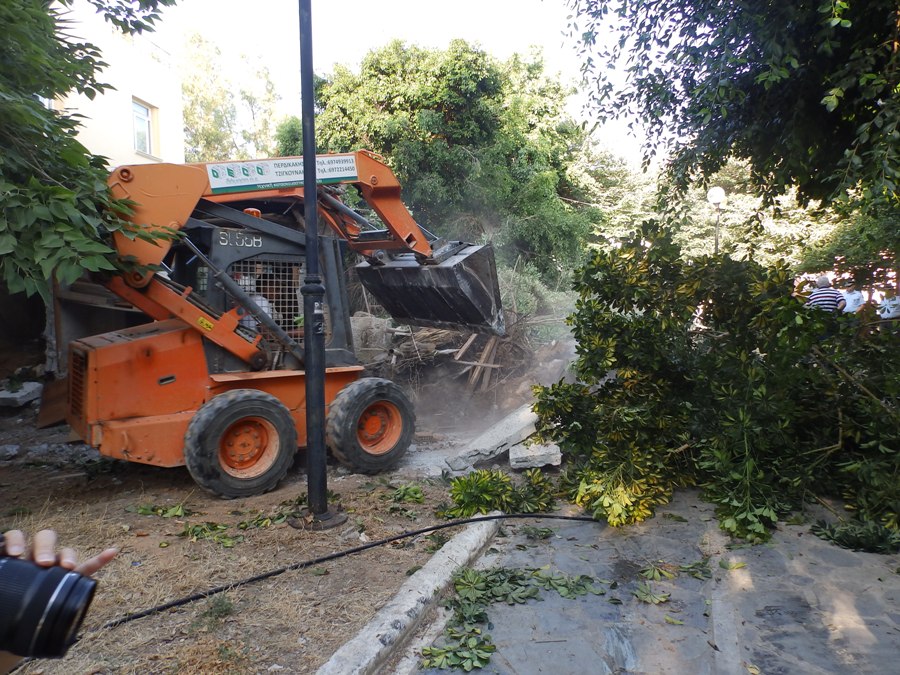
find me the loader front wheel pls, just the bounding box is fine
[326,378,414,473]
[184,389,297,498]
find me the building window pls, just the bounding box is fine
[132,99,153,154]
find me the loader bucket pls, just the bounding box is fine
[355,244,505,335]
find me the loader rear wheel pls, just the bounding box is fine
[326,378,414,474]
[184,389,297,498]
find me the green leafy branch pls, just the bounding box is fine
[440,468,557,518]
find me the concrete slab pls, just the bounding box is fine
[0,381,43,407]
[509,442,561,469]
[445,405,537,471]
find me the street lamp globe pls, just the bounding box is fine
[706,186,726,206]
[706,186,726,254]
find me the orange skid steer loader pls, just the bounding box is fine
[66,151,503,497]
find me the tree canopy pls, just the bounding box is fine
[182,34,279,162]
[535,1,900,543]
[313,39,507,229]
[570,0,900,208]
[283,40,611,281]
[0,0,175,302]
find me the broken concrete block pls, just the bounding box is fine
[509,442,562,469]
[445,405,537,471]
[350,314,393,351]
[0,444,20,460]
[0,381,43,407]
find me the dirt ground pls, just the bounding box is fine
[0,398,476,675]
[0,333,577,674]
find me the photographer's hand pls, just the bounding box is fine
[1,529,117,575]
[0,530,117,674]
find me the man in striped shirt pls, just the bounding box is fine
[805,276,846,313]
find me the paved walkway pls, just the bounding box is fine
[411,490,900,674]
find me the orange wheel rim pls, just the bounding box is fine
[219,417,279,478]
[356,401,402,455]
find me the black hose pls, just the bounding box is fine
[100,513,598,630]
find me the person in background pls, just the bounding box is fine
[0,530,117,674]
[842,283,865,314]
[805,275,846,313]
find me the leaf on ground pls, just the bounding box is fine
[632,582,670,604]
[719,559,747,570]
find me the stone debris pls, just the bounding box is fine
[2,441,98,467]
[349,313,394,365]
[338,525,361,544]
[0,444,20,460]
[509,441,562,469]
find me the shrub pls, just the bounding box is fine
[534,221,900,540]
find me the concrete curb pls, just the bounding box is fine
[704,521,745,675]
[316,514,501,675]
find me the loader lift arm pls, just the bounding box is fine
[106,150,504,361]
[108,151,433,283]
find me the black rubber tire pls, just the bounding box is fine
[326,377,415,474]
[184,389,297,498]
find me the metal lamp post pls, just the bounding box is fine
[706,186,725,255]
[297,0,346,529]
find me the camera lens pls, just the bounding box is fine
[0,557,97,658]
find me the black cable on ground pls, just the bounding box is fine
[100,513,598,630]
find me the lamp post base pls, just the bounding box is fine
[287,507,349,531]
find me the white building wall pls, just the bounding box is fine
[58,2,184,167]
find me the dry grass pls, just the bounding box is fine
[2,463,451,674]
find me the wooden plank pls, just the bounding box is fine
[36,377,68,429]
[453,334,478,361]
[452,360,501,369]
[466,341,491,389]
[478,338,499,392]
[467,336,499,392]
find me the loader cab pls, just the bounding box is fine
[163,197,358,372]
